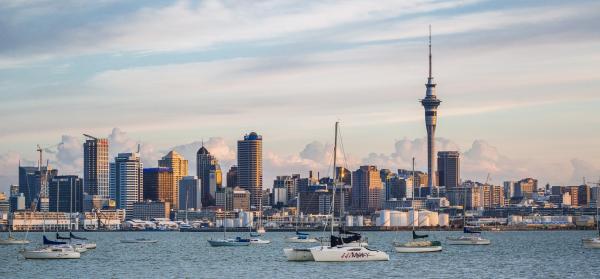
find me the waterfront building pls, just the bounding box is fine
[226,165,238,188]
[158,151,189,210]
[437,151,460,189]
[10,211,75,231]
[83,135,110,199]
[351,166,383,214]
[132,201,170,220]
[143,167,174,205]
[215,187,250,211]
[81,210,126,230]
[237,132,263,208]
[18,165,55,210]
[196,144,221,207]
[48,175,84,213]
[110,152,143,216]
[179,176,201,210]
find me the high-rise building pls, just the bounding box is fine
[197,145,221,207]
[516,178,538,198]
[237,132,263,208]
[143,167,174,205]
[132,201,170,220]
[273,175,297,204]
[158,151,188,210]
[216,187,250,211]
[179,176,201,210]
[83,135,109,198]
[110,153,143,216]
[351,166,383,213]
[48,175,84,213]
[10,184,19,197]
[226,165,238,188]
[420,28,441,194]
[437,151,460,189]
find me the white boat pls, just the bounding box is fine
[285,235,318,243]
[20,245,81,259]
[284,247,318,261]
[0,235,30,245]
[447,234,491,245]
[249,238,271,244]
[255,227,266,235]
[208,237,251,247]
[310,245,389,262]
[120,238,158,244]
[395,240,442,253]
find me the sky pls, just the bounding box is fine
[1,0,599,193]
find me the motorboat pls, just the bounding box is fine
[207,237,251,247]
[120,238,158,244]
[20,245,80,259]
[250,238,271,244]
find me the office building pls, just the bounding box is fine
[143,167,174,205]
[226,165,238,188]
[18,166,54,210]
[83,135,109,198]
[110,153,143,216]
[48,175,84,213]
[351,166,383,214]
[215,187,250,211]
[273,175,297,203]
[179,176,201,210]
[437,151,460,189]
[10,193,26,212]
[197,145,221,207]
[158,151,188,210]
[132,201,170,220]
[237,132,263,208]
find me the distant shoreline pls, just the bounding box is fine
[7,226,597,232]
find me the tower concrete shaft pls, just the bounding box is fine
[420,26,441,193]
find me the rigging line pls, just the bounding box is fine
[337,126,350,171]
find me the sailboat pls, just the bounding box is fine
[0,213,30,245]
[207,192,251,247]
[285,195,317,243]
[447,184,491,245]
[394,158,442,253]
[20,153,81,259]
[309,122,389,262]
[582,194,600,248]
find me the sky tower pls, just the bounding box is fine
[421,26,441,194]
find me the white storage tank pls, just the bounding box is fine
[234,218,243,227]
[355,216,364,227]
[438,213,450,227]
[418,211,430,227]
[225,219,234,228]
[428,212,439,227]
[390,211,402,226]
[345,215,354,227]
[216,219,222,227]
[409,210,418,227]
[378,210,391,227]
[399,211,409,227]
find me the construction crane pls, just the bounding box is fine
[83,134,98,140]
[485,173,491,185]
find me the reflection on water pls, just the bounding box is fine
[1,231,599,278]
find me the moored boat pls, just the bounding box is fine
[20,245,81,260]
[207,237,251,247]
[120,238,158,244]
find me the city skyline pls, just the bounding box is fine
[1,0,600,192]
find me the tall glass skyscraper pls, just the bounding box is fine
[110,152,143,216]
[83,135,109,198]
[237,132,263,208]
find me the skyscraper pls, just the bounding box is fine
[110,152,143,216]
[437,151,460,189]
[237,132,263,208]
[83,135,109,198]
[142,167,173,204]
[196,144,221,207]
[158,151,188,210]
[226,165,238,188]
[48,175,84,213]
[351,165,383,214]
[420,27,441,194]
[179,176,201,210]
[18,165,50,209]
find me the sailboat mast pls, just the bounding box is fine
[331,121,339,236]
[296,193,300,232]
[412,157,416,231]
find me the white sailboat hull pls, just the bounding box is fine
[285,236,318,243]
[21,246,81,259]
[207,239,251,247]
[582,237,600,248]
[284,248,316,261]
[395,245,442,253]
[0,239,30,245]
[310,246,389,262]
[447,236,491,245]
[120,239,158,243]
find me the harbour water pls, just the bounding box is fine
[1,231,599,278]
